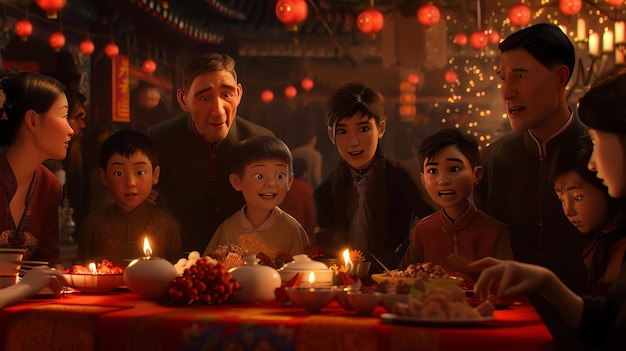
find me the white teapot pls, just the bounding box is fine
[228,254,281,304]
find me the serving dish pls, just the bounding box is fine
[62,273,125,293]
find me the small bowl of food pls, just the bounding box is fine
[346,291,382,316]
[62,273,125,293]
[285,287,336,314]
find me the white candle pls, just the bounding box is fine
[577,18,586,41]
[603,29,614,53]
[589,32,601,56]
[616,21,625,44]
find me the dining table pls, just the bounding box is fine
[0,289,555,351]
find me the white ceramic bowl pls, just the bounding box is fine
[285,287,336,314]
[346,291,382,316]
[63,273,125,293]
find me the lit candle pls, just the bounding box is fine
[577,18,586,41]
[603,29,614,53]
[342,249,354,275]
[142,237,152,258]
[589,32,601,57]
[124,236,178,299]
[89,262,97,275]
[308,271,316,289]
[616,21,625,44]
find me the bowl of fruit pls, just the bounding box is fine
[63,260,125,293]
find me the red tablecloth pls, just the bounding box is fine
[0,291,554,351]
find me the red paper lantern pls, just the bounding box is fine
[470,31,488,49]
[261,90,274,103]
[509,4,531,26]
[453,32,468,47]
[445,70,458,83]
[407,73,420,85]
[48,32,65,51]
[79,39,95,55]
[36,0,66,19]
[487,28,501,44]
[606,0,624,6]
[137,85,161,109]
[417,4,441,27]
[284,86,297,99]
[104,43,119,57]
[559,0,582,15]
[301,78,314,91]
[357,7,383,37]
[14,19,33,41]
[142,59,157,74]
[276,0,308,31]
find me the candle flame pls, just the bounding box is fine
[342,249,353,274]
[89,263,97,275]
[143,237,152,257]
[308,271,315,285]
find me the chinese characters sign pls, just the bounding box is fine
[112,55,130,122]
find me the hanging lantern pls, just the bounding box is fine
[399,105,416,116]
[261,90,274,103]
[399,93,417,104]
[445,70,458,83]
[14,19,33,41]
[284,86,297,99]
[407,73,420,85]
[606,0,624,6]
[275,0,308,31]
[508,4,531,26]
[470,31,488,49]
[48,32,65,52]
[417,3,441,27]
[559,0,582,16]
[357,7,383,38]
[79,39,95,55]
[301,78,314,91]
[453,32,468,47]
[137,85,161,109]
[399,81,416,93]
[104,43,119,57]
[486,28,501,44]
[142,59,157,74]
[36,0,67,19]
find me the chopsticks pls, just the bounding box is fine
[370,253,394,275]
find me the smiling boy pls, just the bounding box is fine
[203,136,309,267]
[400,129,513,278]
[76,130,182,266]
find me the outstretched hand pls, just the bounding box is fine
[470,257,553,300]
[21,266,68,297]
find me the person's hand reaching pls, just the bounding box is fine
[469,257,553,300]
[21,266,68,297]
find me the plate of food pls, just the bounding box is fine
[372,274,462,288]
[380,312,494,327]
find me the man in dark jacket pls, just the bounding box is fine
[474,25,590,348]
[149,53,274,253]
